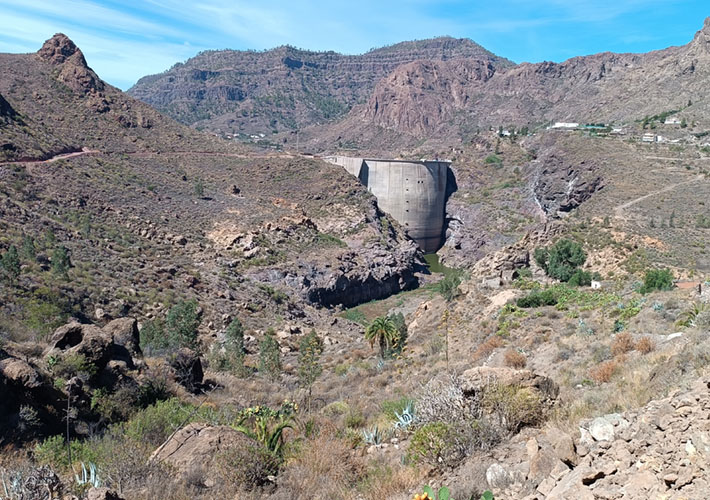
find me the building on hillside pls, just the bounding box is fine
[549,122,579,130]
[642,133,656,143]
[610,128,625,135]
[664,117,682,125]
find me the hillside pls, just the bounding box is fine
[127,37,513,137]
[299,18,710,152]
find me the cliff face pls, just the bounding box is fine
[127,37,512,135]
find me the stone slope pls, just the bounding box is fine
[481,377,710,499]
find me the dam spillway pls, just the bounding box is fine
[325,156,450,253]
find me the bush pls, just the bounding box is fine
[568,269,593,287]
[215,444,280,490]
[640,269,673,294]
[589,360,617,383]
[259,330,281,381]
[534,239,586,282]
[51,246,70,277]
[503,349,526,369]
[298,330,324,393]
[611,332,635,356]
[164,300,201,350]
[47,352,96,380]
[140,300,201,353]
[481,384,543,433]
[122,398,198,447]
[1,245,20,281]
[516,289,558,308]
[408,420,497,469]
[408,422,450,466]
[210,318,248,376]
[636,336,655,354]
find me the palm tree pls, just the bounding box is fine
[365,316,399,358]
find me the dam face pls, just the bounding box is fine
[325,156,450,253]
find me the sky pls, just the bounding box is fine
[0,0,707,90]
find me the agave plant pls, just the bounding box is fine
[362,425,385,445]
[74,462,101,488]
[394,400,415,429]
[232,401,295,457]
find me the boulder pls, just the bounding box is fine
[150,423,253,482]
[459,366,559,401]
[86,487,125,500]
[0,357,42,389]
[47,321,112,369]
[103,317,142,359]
[169,348,203,393]
[486,463,512,489]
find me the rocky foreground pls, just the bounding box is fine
[478,377,710,499]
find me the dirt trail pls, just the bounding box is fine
[1,149,298,167]
[614,174,704,217]
[0,148,100,166]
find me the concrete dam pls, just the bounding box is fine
[324,156,451,253]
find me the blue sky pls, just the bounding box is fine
[0,0,707,90]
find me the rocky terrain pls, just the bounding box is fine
[128,37,511,137]
[4,20,710,500]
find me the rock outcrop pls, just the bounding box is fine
[37,33,104,94]
[481,377,710,499]
[150,423,255,484]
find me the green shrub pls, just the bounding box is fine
[640,268,674,294]
[516,289,558,308]
[484,154,503,166]
[122,398,199,447]
[534,239,586,282]
[482,384,543,433]
[164,299,201,349]
[408,422,450,466]
[34,435,98,471]
[568,269,593,287]
[51,246,71,277]
[259,330,281,381]
[47,353,96,379]
[1,245,20,281]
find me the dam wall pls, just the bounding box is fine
[325,156,450,253]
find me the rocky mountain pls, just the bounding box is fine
[127,37,512,136]
[343,19,710,141]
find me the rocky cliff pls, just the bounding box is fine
[128,37,512,135]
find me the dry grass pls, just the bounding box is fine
[503,349,527,369]
[473,335,504,361]
[636,336,656,354]
[589,359,618,383]
[276,433,364,500]
[611,332,635,356]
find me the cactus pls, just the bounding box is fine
[416,485,451,500]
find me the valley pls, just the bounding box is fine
[1,18,710,500]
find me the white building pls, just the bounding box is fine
[642,133,656,143]
[549,122,580,130]
[664,117,682,125]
